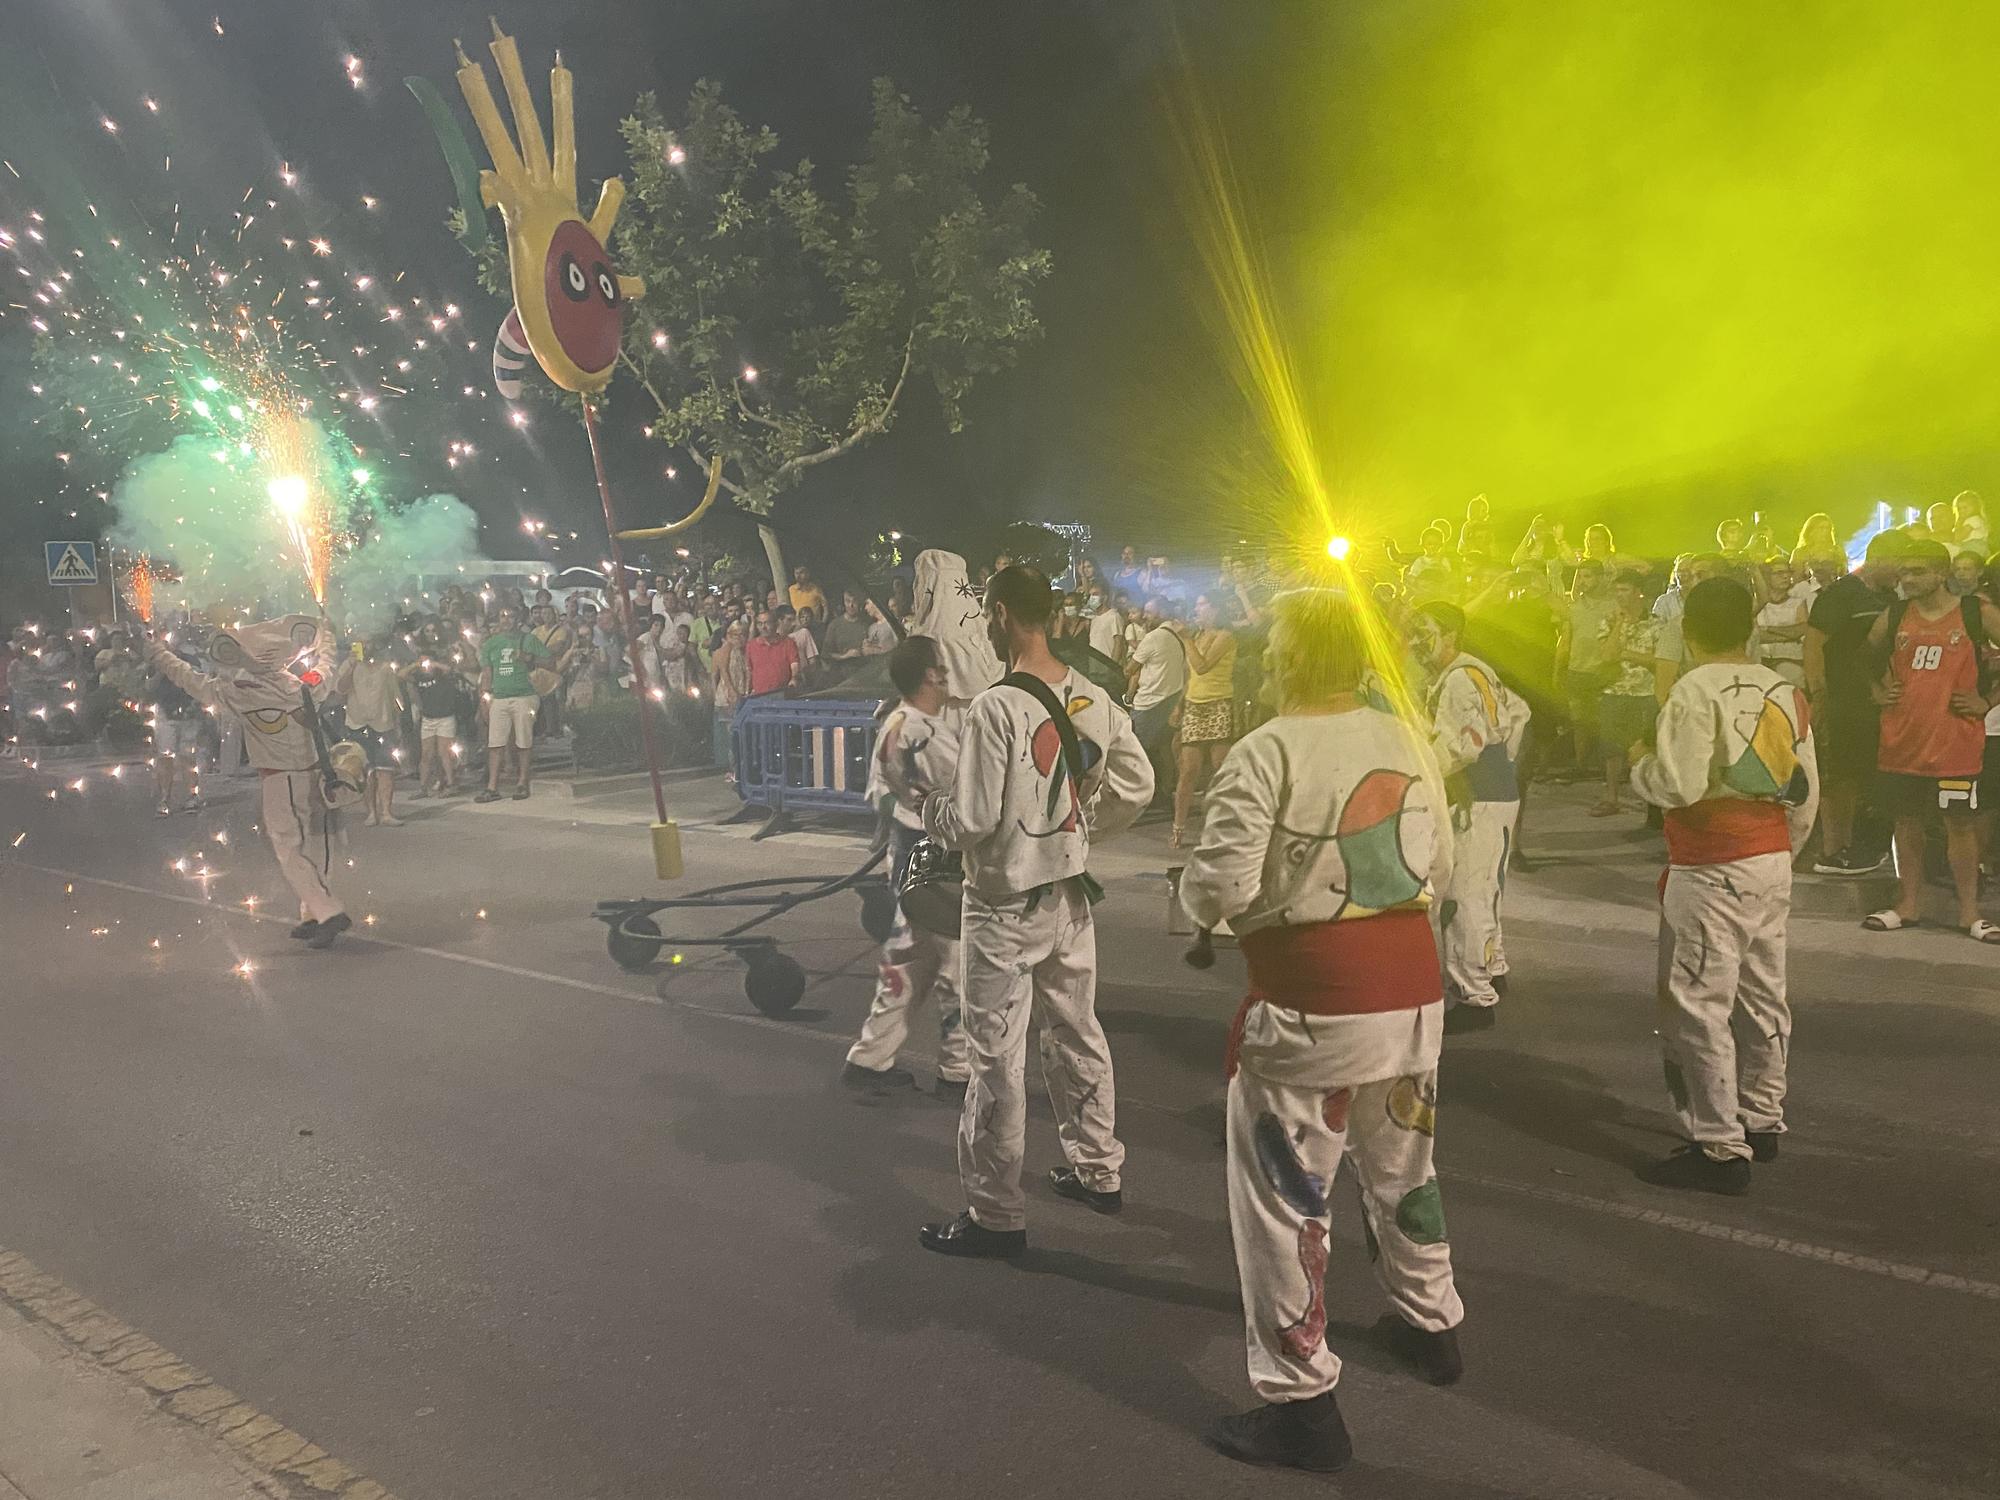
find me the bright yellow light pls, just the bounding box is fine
[267,474,308,517]
[1325,535,1351,561]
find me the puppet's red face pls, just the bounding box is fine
[541,218,624,380]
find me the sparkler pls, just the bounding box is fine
[125,554,157,620]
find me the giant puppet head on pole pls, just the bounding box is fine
[431,22,719,879]
[453,21,637,395]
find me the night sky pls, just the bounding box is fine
[1,0,1252,599]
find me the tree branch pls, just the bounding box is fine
[733,378,785,432]
[768,330,915,483]
[683,440,748,498]
[616,351,751,498]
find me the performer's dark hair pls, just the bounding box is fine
[1864,528,1910,563]
[1414,601,1466,639]
[888,635,940,697]
[987,565,1053,629]
[1900,538,1952,571]
[1683,577,1755,654]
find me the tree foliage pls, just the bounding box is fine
[467,78,1051,515]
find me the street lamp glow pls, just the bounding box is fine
[1325,535,1351,562]
[267,474,309,518]
[352,467,370,484]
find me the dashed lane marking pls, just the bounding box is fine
[12,862,2000,1304]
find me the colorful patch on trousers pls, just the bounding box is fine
[1387,1075,1437,1136]
[1253,1111,1328,1218]
[1321,1088,1352,1134]
[1396,1178,1448,1245]
[1276,1220,1330,1361]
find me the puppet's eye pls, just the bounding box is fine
[560,254,589,301]
[595,265,619,305]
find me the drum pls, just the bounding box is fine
[898,836,965,938]
[322,740,370,809]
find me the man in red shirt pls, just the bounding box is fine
[744,610,801,697]
[1863,539,2000,941]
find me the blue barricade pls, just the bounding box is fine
[732,696,883,817]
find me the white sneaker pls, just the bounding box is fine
[155,802,171,817]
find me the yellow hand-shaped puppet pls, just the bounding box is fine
[455,22,641,394]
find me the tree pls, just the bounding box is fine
[466,77,1051,583]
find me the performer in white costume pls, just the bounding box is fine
[900,566,1152,1257]
[145,615,353,948]
[1630,578,1817,1195]
[1412,603,1531,1030]
[843,636,970,1097]
[907,548,1002,704]
[1182,587,1465,1475]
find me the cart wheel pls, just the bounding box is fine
[858,882,897,944]
[744,948,806,1016]
[607,914,662,973]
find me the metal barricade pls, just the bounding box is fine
[733,696,882,817]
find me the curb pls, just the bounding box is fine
[0,1249,401,1500]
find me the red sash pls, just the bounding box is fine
[1226,912,1441,1077]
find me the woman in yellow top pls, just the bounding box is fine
[1173,592,1239,846]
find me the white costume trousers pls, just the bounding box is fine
[260,771,344,924]
[1227,1002,1463,1403]
[958,882,1122,1231]
[847,922,968,1081]
[1657,852,1792,1163]
[1440,800,1517,1007]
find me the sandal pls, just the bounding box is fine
[1967,919,2000,944]
[1588,800,1621,817]
[1861,909,1921,932]
[1171,824,1187,849]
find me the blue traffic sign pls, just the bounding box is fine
[45,541,99,586]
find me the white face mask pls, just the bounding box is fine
[1087,596,1103,610]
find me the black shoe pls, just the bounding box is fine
[1637,1144,1750,1196]
[1207,1393,1353,1473]
[1491,972,1510,998]
[474,789,501,804]
[305,912,353,950]
[1509,850,1538,874]
[1745,1129,1781,1163]
[1443,1003,1497,1035]
[918,1210,1025,1259]
[932,1076,969,1106]
[1813,848,1886,877]
[288,919,321,941]
[1372,1314,1464,1386]
[511,786,530,800]
[1048,1166,1122,1215]
[840,1061,914,1095]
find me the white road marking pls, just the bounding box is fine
[11,862,1998,1304]
[1444,1168,2000,1301]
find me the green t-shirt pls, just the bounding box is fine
[481,630,549,697]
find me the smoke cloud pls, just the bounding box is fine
[107,423,486,631]
[332,494,484,636]
[1164,0,2000,550]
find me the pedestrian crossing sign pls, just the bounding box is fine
[45,540,98,586]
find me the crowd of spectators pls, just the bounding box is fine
[7,488,1999,898]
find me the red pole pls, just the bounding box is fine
[581,399,670,825]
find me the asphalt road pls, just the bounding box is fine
[0,762,1996,1500]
